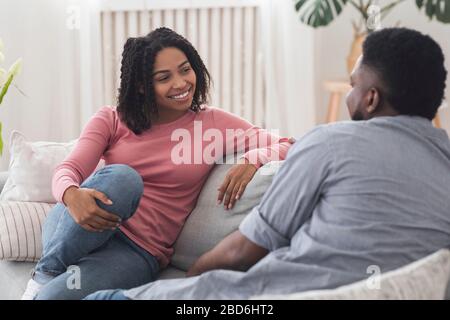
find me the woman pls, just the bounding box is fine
[22,27,292,300]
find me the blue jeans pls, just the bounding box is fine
[34,164,160,300]
[84,289,129,300]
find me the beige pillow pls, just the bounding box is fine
[252,249,450,300]
[0,201,54,262]
[171,161,283,271]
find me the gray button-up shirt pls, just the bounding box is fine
[125,115,450,299]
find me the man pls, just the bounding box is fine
[87,28,450,300]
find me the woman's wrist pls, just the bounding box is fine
[62,186,79,206]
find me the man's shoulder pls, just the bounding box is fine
[290,121,372,156]
[296,121,364,143]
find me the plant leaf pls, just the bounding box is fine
[0,122,3,156]
[416,0,450,23]
[295,0,348,28]
[0,68,5,87]
[8,58,22,77]
[0,73,14,105]
[436,0,450,22]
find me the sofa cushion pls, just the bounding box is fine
[0,131,77,203]
[0,131,104,203]
[171,161,283,271]
[252,248,450,300]
[0,260,36,299]
[0,201,53,261]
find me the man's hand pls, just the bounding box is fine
[63,186,122,232]
[217,158,258,210]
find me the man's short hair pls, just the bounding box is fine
[362,28,447,120]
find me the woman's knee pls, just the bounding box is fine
[81,164,144,220]
[96,164,143,194]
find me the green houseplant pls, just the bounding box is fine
[0,38,22,155]
[294,0,450,73]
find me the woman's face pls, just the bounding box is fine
[152,47,197,117]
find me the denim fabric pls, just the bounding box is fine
[83,289,129,300]
[33,164,159,300]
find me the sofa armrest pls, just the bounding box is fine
[0,171,9,193]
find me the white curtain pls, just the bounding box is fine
[260,0,316,138]
[0,0,101,170]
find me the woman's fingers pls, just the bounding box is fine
[91,215,120,230]
[227,182,243,210]
[235,182,248,201]
[217,176,231,205]
[219,163,258,210]
[81,223,101,233]
[90,189,113,205]
[95,207,122,224]
[222,178,238,209]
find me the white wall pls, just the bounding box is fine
[313,1,450,133]
[0,0,448,174]
[261,0,316,138]
[0,0,87,170]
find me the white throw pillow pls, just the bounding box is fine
[0,131,104,203]
[0,131,77,203]
[171,160,283,271]
[0,201,54,262]
[252,249,450,300]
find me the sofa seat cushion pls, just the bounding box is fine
[0,260,35,299]
[0,260,186,299]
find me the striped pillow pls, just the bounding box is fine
[0,202,53,262]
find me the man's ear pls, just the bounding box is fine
[366,88,380,114]
[139,84,144,94]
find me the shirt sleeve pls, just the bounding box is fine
[51,107,115,203]
[239,126,334,251]
[210,107,292,168]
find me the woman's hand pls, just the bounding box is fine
[217,158,258,210]
[63,186,122,232]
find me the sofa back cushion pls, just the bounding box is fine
[171,160,282,271]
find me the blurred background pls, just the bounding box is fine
[0,0,449,170]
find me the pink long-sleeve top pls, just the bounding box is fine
[52,105,292,267]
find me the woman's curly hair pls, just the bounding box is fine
[117,27,211,134]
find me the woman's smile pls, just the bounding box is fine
[167,85,193,102]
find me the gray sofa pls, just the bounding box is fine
[1,163,449,300]
[0,161,281,299]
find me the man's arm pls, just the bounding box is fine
[187,127,332,277]
[186,230,268,277]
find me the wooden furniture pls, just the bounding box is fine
[324,80,442,127]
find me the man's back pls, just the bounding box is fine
[292,116,449,285]
[237,115,450,296]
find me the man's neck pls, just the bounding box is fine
[369,105,399,120]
